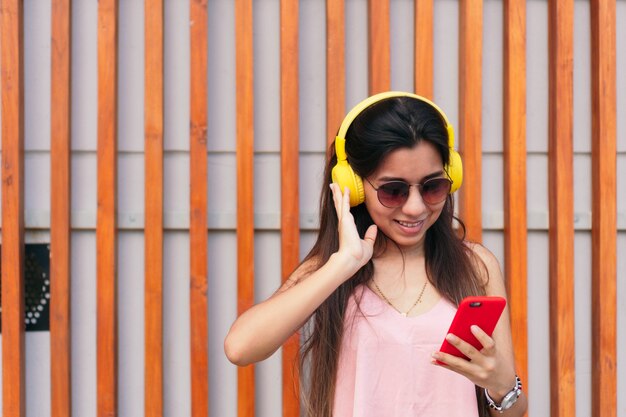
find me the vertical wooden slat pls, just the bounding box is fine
[280,1,300,415]
[50,0,72,415]
[458,0,483,242]
[414,0,433,98]
[503,0,528,405]
[1,0,25,416]
[368,0,390,94]
[326,0,345,147]
[145,0,164,415]
[189,0,209,416]
[97,0,119,415]
[548,0,576,415]
[590,0,617,415]
[235,0,255,415]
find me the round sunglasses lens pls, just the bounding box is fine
[420,178,451,204]
[377,182,409,207]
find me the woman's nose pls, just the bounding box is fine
[401,185,427,215]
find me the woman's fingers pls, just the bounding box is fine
[330,183,342,219]
[444,333,481,360]
[363,224,378,244]
[330,183,353,221]
[471,325,496,354]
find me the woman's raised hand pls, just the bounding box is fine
[330,183,378,274]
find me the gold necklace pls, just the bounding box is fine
[372,279,428,317]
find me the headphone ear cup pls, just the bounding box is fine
[331,161,365,207]
[447,149,463,193]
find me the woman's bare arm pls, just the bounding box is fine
[224,184,377,366]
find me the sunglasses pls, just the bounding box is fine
[365,177,452,208]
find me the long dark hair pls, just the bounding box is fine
[299,97,488,417]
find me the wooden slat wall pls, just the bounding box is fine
[144,0,164,415]
[235,0,256,415]
[368,0,390,94]
[590,0,617,415]
[326,0,345,147]
[548,0,576,416]
[96,0,119,415]
[1,0,26,416]
[503,0,528,405]
[50,0,72,416]
[0,2,623,417]
[189,0,210,416]
[414,0,434,99]
[458,0,483,243]
[280,1,301,416]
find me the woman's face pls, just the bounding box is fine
[363,141,448,253]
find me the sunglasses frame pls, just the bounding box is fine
[365,177,452,208]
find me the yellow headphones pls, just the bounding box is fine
[331,91,463,207]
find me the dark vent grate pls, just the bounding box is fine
[0,244,51,332]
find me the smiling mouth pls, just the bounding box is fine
[396,220,424,228]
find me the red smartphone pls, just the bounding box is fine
[438,296,507,361]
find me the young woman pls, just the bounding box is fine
[225,92,528,417]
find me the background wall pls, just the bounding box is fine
[0,0,624,416]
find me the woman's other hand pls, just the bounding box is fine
[330,183,378,275]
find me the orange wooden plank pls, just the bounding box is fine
[50,0,73,415]
[548,0,576,415]
[458,0,483,243]
[235,0,256,414]
[414,0,433,98]
[503,0,528,406]
[144,0,164,415]
[1,0,26,415]
[280,0,300,415]
[326,0,345,148]
[97,0,119,415]
[368,0,390,94]
[590,0,617,415]
[189,1,209,416]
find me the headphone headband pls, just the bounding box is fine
[336,91,455,149]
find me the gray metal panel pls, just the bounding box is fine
[618,232,626,417]
[72,0,98,153]
[619,1,626,153]
[253,0,280,153]
[118,0,145,154]
[574,0,592,154]
[254,231,283,416]
[163,231,192,417]
[574,231,593,417]
[207,0,237,153]
[482,0,504,154]
[164,0,190,152]
[345,0,369,108]
[118,231,145,417]
[24,0,51,153]
[209,232,238,417]
[390,0,415,93]
[527,0,549,154]
[299,0,327,153]
[527,231,551,416]
[433,0,459,131]
[71,231,97,417]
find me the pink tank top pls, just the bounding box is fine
[333,285,479,417]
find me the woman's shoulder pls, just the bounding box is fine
[464,241,499,267]
[463,241,503,289]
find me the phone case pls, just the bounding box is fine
[438,296,507,360]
